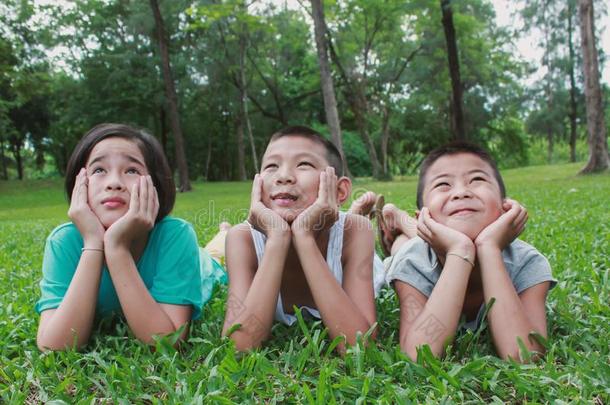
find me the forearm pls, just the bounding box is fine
[37,251,104,350]
[106,248,181,344]
[293,234,373,349]
[401,257,471,359]
[477,246,545,360]
[223,235,290,350]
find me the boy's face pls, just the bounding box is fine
[260,135,332,223]
[422,153,503,240]
[85,137,149,228]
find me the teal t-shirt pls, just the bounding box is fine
[36,216,204,320]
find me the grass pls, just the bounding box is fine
[0,162,609,402]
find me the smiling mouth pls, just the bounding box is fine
[271,193,298,207]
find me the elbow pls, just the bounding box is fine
[36,336,87,352]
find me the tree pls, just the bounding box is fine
[440,0,466,140]
[150,0,192,191]
[310,0,349,176]
[578,0,609,173]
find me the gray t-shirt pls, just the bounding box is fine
[385,237,556,329]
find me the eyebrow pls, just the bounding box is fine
[88,153,145,167]
[429,169,490,183]
[263,151,322,162]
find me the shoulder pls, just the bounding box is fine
[503,239,550,269]
[47,222,81,244]
[342,213,373,240]
[153,216,196,238]
[226,222,254,244]
[386,237,440,296]
[503,239,555,293]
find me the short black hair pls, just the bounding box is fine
[416,141,506,209]
[268,125,344,176]
[65,123,176,223]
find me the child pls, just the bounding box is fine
[382,142,555,361]
[36,123,205,350]
[222,126,384,352]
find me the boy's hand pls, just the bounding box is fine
[68,168,105,248]
[417,207,474,261]
[291,167,339,238]
[474,199,527,251]
[104,176,159,250]
[247,174,290,239]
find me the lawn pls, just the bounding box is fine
[0,163,609,402]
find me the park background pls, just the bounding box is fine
[1,0,609,402]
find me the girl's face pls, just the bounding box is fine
[85,137,149,228]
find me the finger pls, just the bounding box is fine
[152,184,160,221]
[72,168,86,205]
[514,207,528,229]
[417,208,432,239]
[130,182,140,213]
[146,176,155,218]
[251,174,262,204]
[139,176,148,214]
[327,167,337,206]
[421,207,439,233]
[317,171,327,202]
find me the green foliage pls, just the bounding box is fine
[1,164,609,401]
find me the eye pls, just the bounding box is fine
[263,163,278,170]
[126,167,141,175]
[91,167,105,175]
[297,161,314,168]
[433,181,450,189]
[471,176,486,182]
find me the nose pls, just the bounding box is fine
[274,166,295,185]
[451,182,473,200]
[105,171,126,191]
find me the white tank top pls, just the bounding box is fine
[248,211,385,325]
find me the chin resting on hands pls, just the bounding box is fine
[104,175,159,249]
[291,167,339,238]
[247,173,291,240]
[475,199,528,251]
[417,207,475,260]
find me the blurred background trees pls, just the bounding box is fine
[0,0,607,183]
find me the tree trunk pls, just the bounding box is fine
[578,0,609,173]
[238,19,259,173]
[10,140,23,180]
[310,0,350,177]
[0,138,7,180]
[380,104,391,176]
[149,0,192,191]
[349,88,383,179]
[568,1,578,163]
[440,0,466,140]
[235,116,247,181]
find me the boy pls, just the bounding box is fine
[222,126,382,352]
[383,142,555,361]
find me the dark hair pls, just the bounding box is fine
[65,123,176,222]
[268,125,345,176]
[416,141,506,209]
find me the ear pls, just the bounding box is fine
[336,176,352,206]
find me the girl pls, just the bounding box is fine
[36,123,204,350]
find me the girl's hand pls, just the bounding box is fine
[475,199,527,251]
[247,174,290,240]
[104,176,159,250]
[292,167,339,238]
[68,168,105,248]
[417,207,475,261]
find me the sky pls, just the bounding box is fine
[492,0,610,85]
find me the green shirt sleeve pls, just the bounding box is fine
[35,223,83,314]
[148,219,204,320]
